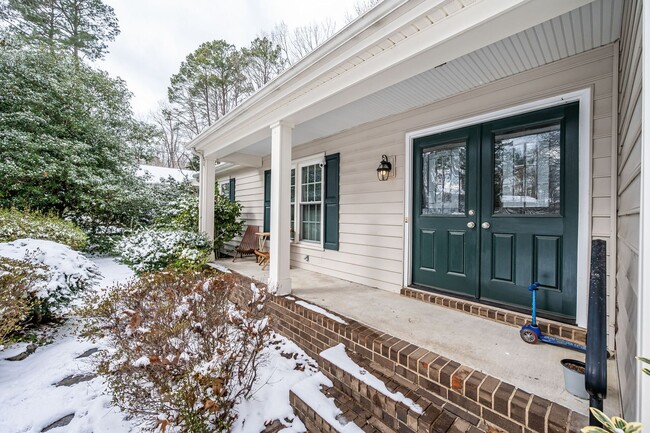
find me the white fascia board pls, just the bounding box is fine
[195,0,594,159]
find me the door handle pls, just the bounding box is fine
[467,221,476,229]
[481,222,491,229]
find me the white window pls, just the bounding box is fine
[219,180,230,197]
[291,157,324,245]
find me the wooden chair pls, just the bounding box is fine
[233,225,259,262]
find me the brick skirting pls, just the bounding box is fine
[401,287,588,346]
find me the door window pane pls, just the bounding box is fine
[494,123,561,215]
[421,142,466,215]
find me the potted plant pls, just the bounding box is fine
[560,358,589,399]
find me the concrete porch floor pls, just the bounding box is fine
[214,257,621,416]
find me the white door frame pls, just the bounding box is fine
[403,88,593,327]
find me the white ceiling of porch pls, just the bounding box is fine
[239,0,623,157]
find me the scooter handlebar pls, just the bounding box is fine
[528,282,541,291]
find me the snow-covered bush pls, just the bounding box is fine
[0,208,87,250]
[0,239,100,317]
[151,179,244,258]
[0,257,46,346]
[116,229,212,273]
[81,271,270,433]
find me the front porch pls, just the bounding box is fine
[215,257,621,419]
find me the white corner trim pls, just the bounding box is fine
[403,88,592,327]
[637,0,650,423]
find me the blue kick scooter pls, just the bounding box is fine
[519,282,586,352]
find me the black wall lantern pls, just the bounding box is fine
[376,155,392,181]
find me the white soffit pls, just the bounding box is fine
[241,0,622,157]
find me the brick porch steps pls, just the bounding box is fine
[227,271,588,433]
[290,383,382,433]
[401,287,587,346]
[317,345,487,433]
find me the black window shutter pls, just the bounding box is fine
[229,177,236,201]
[263,170,271,232]
[323,153,340,250]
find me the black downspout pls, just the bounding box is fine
[585,239,608,426]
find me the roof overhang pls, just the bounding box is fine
[187,0,598,161]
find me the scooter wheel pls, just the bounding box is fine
[520,329,539,344]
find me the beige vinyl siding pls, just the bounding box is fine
[225,44,616,329]
[615,0,642,420]
[217,169,264,256]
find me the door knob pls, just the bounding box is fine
[467,221,476,229]
[468,209,475,216]
[481,222,491,229]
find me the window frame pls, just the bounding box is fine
[291,153,325,248]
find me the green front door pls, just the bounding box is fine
[412,103,579,321]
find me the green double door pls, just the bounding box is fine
[412,103,579,321]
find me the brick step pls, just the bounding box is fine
[290,381,384,433]
[317,344,487,433]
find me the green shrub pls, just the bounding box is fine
[150,179,244,257]
[0,257,46,346]
[81,271,270,433]
[214,192,244,257]
[115,229,212,273]
[0,208,87,250]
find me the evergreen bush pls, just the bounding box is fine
[0,208,87,250]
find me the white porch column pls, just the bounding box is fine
[198,154,216,247]
[269,121,293,295]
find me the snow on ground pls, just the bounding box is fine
[291,373,364,433]
[294,300,348,325]
[0,238,101,298]
[0,257,139,433]
[0,324,140,433]
[0,256,330,433]
[207,262,232,274]
[321,344,423,414]
[232,337,317,433]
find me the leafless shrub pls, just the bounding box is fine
[0,257,46,345]
[81,271,270,432]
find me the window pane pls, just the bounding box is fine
[494,123,561,215]
[421,142,466,215]
[301,203,321,241]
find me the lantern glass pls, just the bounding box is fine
[376,155,392,181]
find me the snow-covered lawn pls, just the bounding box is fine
[0,257,329,433]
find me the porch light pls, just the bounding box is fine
[377,155,392,181]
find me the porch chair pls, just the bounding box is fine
[233,225,259,262]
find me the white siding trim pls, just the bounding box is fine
[403,88,592,327]
[638,0,650,423]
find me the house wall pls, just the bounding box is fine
[615,0,642,420]
[219,44,616,338]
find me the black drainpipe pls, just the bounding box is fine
[585,239,607,426]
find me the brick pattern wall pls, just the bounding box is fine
[401,287,587,346]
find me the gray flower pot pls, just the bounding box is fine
[561,359,589,400]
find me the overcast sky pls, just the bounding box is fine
[97,0,355,118]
